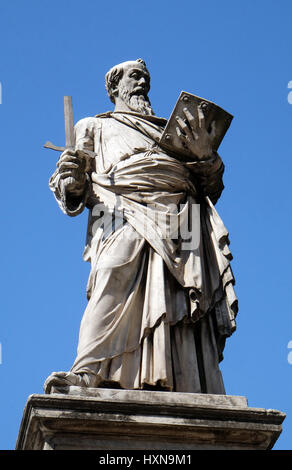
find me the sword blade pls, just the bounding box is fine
[64,96,75,149]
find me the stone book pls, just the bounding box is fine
[159,91,233,159]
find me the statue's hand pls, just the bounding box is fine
[57,149,87,195]
[175,106,216,160]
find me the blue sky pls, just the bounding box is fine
[0,0,292,450]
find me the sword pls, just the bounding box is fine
[44,96,95,171]
[44,96,74,153]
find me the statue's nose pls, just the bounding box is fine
[138,77,146,86]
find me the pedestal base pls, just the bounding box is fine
[16,387,285,450]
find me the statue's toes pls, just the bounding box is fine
[43,371,69,394]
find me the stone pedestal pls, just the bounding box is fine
[16,387,285,450]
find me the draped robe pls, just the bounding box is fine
[49,111,238,394]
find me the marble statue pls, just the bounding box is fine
[44,59,237,394]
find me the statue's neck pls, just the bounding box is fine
[114,98,132,113]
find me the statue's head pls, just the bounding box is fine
[105,59,154,115]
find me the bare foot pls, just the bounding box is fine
[43,371,94,394]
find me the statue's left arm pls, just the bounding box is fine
[175,106,224,204]
[186,152,224,204]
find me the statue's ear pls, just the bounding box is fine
[111,83,119,100]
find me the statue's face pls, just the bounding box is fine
[112,61,153,115]
[117,63,150,100]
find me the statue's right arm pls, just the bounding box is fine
[49,118,96,216]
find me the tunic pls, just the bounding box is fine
[49,111,238,393]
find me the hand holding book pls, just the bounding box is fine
[175,105,217,160]
[159,91,233,161]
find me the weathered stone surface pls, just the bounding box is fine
[44,58,238,395]
[16,388,285,450]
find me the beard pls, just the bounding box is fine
[119,86,155,116]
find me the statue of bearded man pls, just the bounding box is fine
[44,59,237,394]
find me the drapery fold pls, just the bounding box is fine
[49,112,237,393]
